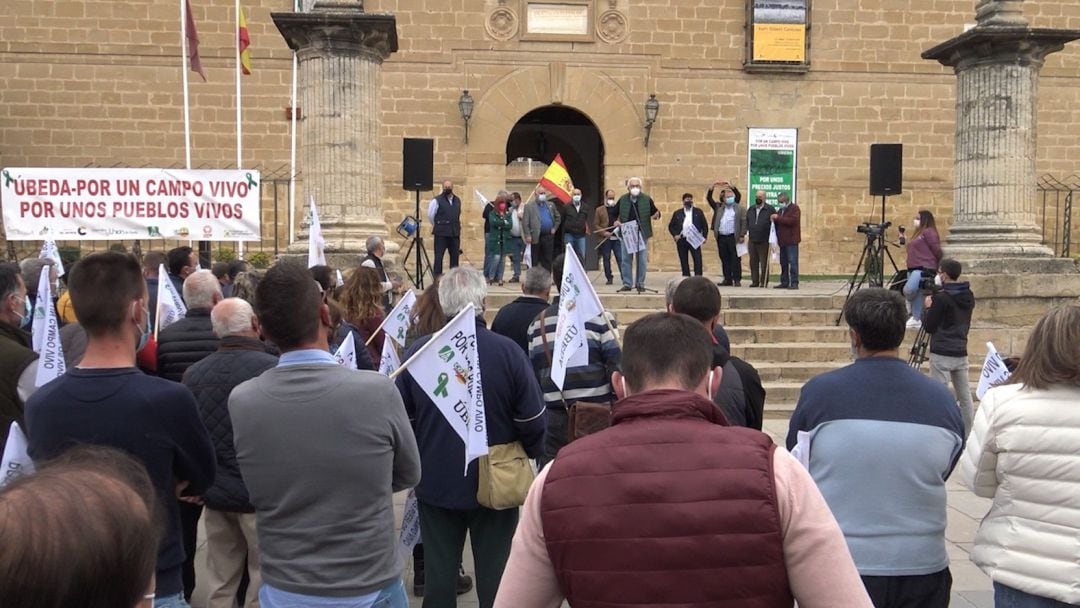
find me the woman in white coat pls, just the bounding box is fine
[960,304,1080,608]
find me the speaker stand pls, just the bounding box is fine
[403,189,434,290]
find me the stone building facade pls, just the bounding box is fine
[1,0,1078,273]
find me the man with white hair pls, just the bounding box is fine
[157,267,224,601]
[396,266,546,608]
[361,235,399,311]
[614,177,660,293]
[183,298,277,608]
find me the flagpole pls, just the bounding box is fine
[235,0,244,260]
[180,0,192,170]
[389,304,474,380]
[287,0,300,246]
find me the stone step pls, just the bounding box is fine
[727,326,852,344]
[754,362,847,383]
[484,290,848,313]
[722,309,842,327]
[732,342,852,363]
[763,382,805,406]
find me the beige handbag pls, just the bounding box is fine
[476,441,535,510]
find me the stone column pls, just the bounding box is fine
[922,0,1079,259]
[273,1,397,260]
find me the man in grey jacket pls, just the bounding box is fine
[230,261,421,606]
[522,186,561,271]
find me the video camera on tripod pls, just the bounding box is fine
[856,221,892,239]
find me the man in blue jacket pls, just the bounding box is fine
[397,266,546,608]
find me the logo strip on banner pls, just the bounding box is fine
[0,168,262,241]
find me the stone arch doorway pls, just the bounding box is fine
[506,105,604,268]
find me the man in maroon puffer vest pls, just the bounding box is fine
[494,312,872,608]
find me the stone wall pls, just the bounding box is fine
[1,0,1078,273]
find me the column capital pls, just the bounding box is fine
[272,4,398,64]
[923,26,1080,72]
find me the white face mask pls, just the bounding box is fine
[629,187,641,197]
[572,195,582,204]
[605,198,616,207]
[934,273,943,287]
[538,194,547,202]
[913,218,921,227]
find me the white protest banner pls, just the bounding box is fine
[747,128,798,208]
[682,224,706,250]
[397,490,422,560]
[334,331,358,368]
[39,240,64,277]
[32,266,49,353]
[156,263,187,337]
[382,289,417,349]
[619,220,646,254]
[736,240,749,258]
[1,422,34,489]
[1,168,261,241]
[769,222,780,262]
[400,304,487,473]
[976,342,1011,400]
[379,338,401,376]
[551,243,605,390]
[307,196,326,268]
[522,243,533,269]
[33,267,65,387]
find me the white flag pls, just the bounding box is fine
[551,243,605,390]
[308,196,326,268]
[403,304,487,473]
[335,268,345,288]
[1,422,34,488]
[39,240,64,277]
[156,263,187,335]
[379,338,401,376]
[334,331,358,368]
[32,267,65,387]
[32,266,50,353]
[769,222,780,262]
[475,188,491,209]
[522,243,533,269]
[976,341,1011,400]
[383,289,417,349]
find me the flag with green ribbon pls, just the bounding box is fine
[382,289,417,349]
[399,303,487,473]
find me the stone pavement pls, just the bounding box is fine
[190,416,995,607]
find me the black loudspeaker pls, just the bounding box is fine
[402,138,434,191]
[869,143,903,196]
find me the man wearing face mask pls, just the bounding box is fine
[561,188,591,262]
[0,263,39,452]
[427,179,462,277]
[594,189,624,286]
[667,192,709,277]
[496,313,873,607]
[706,180,745,287]
[746,190,776,288]
[26,251,216,608]
[522,186,562,271]
[770,191,801,290]
[614,177,661,293]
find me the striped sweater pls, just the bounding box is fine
[526,298,621,407]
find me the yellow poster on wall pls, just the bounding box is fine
[753,23,806,62]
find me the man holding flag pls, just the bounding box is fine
[395,267,545,608]
[528,251,620,465]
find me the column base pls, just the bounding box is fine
[945,223,1055,259]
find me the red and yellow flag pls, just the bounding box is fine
[539,153,573,204]
[238,8,252,75]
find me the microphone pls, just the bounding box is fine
[898,225,907,245]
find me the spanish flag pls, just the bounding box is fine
[238,7,252,75]
[539,153,573,204]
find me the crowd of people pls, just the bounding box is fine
[0,230,1076,608]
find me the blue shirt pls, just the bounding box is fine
[277,348,337,367]
[538,203,554,233]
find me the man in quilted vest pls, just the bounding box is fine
[496,313,872,608]
[183,298,277,608]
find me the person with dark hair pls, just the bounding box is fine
[961,304,1080,607]
[667,192,709,277]
[903,209,943,327]
[0,446,162,608]
[339,266,386,364]
[496,312,872,607]
[309,264,335,293]
[406,276,445,348]
[507,191,526,283]
[770,191,801,289]
[143,251,167,328]
[0,262,37,451]
[561,188,591,262]
[227,259,249,283]
[921,258,975,433]
[396,266,545,608]
[326,297,376,371]
[528,254,620,466]
[427,179,462,276]
[491,266,551,353]
[787,288,964,608]
[230,260,420,607]
[670,277,765,430]
[25,251,216,608]
[212,261,232,298]
[593,189,624,286]
[706,179,745,287]
[166,246,199,304]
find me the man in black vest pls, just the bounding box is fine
[426,179,462,277]
[361,235,397,312]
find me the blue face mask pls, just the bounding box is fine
[135,306,150,352]
[18,296,31,329]
[724,196,736,205]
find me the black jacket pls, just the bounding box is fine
[561,202,591,237]
[0,323,37,450]
[668,206,709,241]
[491,295,551,354]
[157,309,220,383]
[923,282,975,357]
[711,343,766,431]
[183,336,278,512]
[746,202,776,243]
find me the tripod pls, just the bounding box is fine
[835,195,901,326]
[402,189,434,290]
[908,326,930,369]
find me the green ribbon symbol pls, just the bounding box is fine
[434,373,449,398]
[245,172,258,188]
[2,170,12,188]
